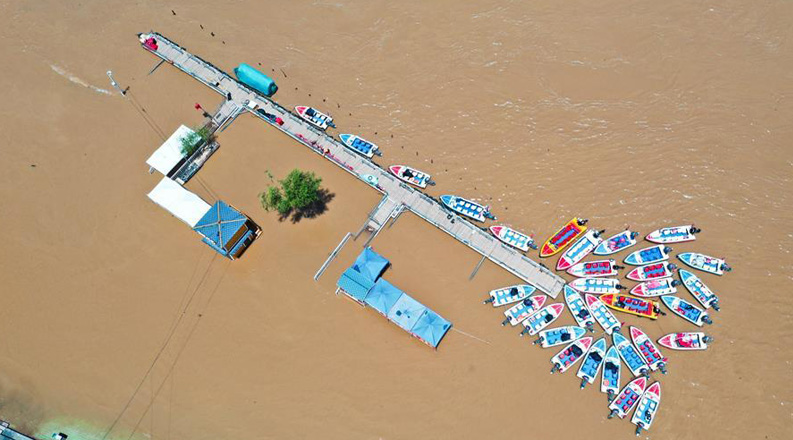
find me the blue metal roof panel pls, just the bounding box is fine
[410,309,452,348]
[387,293,427,332]
[364,278,403,316]
[337,268,375,302]
[194,201,248,251]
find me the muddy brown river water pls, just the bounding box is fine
[1,1,791,439]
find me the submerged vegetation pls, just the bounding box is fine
[259,169,332,222]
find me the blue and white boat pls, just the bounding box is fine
[490,225,536,251]
[339,133,381,158]
[601,346,621,402]
[577,337,607,389]
[646,225,699,244]
[440,195,496,222]
[483,284,536,307]
[564,285,596,332]
[556,229,604,271]
[679,269,720,310]
[501,295,547,326]
[569,278,623,295]
[594,230,639,255]
[677,252,731,275]
[632,382,662,436]
[661,295,713,326]
[295,105,335,130]
[585,294,621,334]
[519,303,564,336]
[624,245,672,266]
[550,337,592,374]
[534,325,587,348]
[613,331,650,377]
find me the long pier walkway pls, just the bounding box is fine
[139,31,565,297]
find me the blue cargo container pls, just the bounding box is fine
[233,63,278,96]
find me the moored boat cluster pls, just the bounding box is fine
[485,222,729,436]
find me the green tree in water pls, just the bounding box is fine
[260,169,324,219]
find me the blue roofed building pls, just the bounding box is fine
[411,309,452,348]
[337,267,376,304]
[387,294,427,332]
[351,247,389,281]
[193,201,260,260]
[335,247,452,349]
[336,247,389,304]
[364,278,403,316]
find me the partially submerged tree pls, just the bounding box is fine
[260,169,324,219]
[180,125,213,156]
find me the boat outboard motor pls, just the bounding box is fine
[663,246,673,254]
[578,218,589,226]
[671,280,681,287]
[630,231,640,239]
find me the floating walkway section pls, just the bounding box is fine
[137,31,565,297]
[0,421,36,440]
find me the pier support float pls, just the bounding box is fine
[314,232,352,281]
[469,255,487,280]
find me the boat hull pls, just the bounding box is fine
[594,230,638,255]
[540,218,587,257]
[567,259,619,278]
[556,229,602,270]
[440,195,490,222]
[646,225,696,244]
[389,165,431,188]
[489,225,533,252]
[339,133,378,158]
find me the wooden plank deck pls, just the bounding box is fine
[138,31,565,297]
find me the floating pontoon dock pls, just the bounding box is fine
[138,31,565,297]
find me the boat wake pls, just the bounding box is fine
[50,65,111,95]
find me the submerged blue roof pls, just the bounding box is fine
[364,278,403,315]
[411,309,452,348]
[193,201,248,253]
[387,294,427,332]
[352,247,389,281]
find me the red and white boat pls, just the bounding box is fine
[657,332,712,351]
[389,165,434,189]
[630,326,667,373]
[626,262,677,281]
[567,259,621,278]
[608,376,647,419]
[630,278,679,297]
